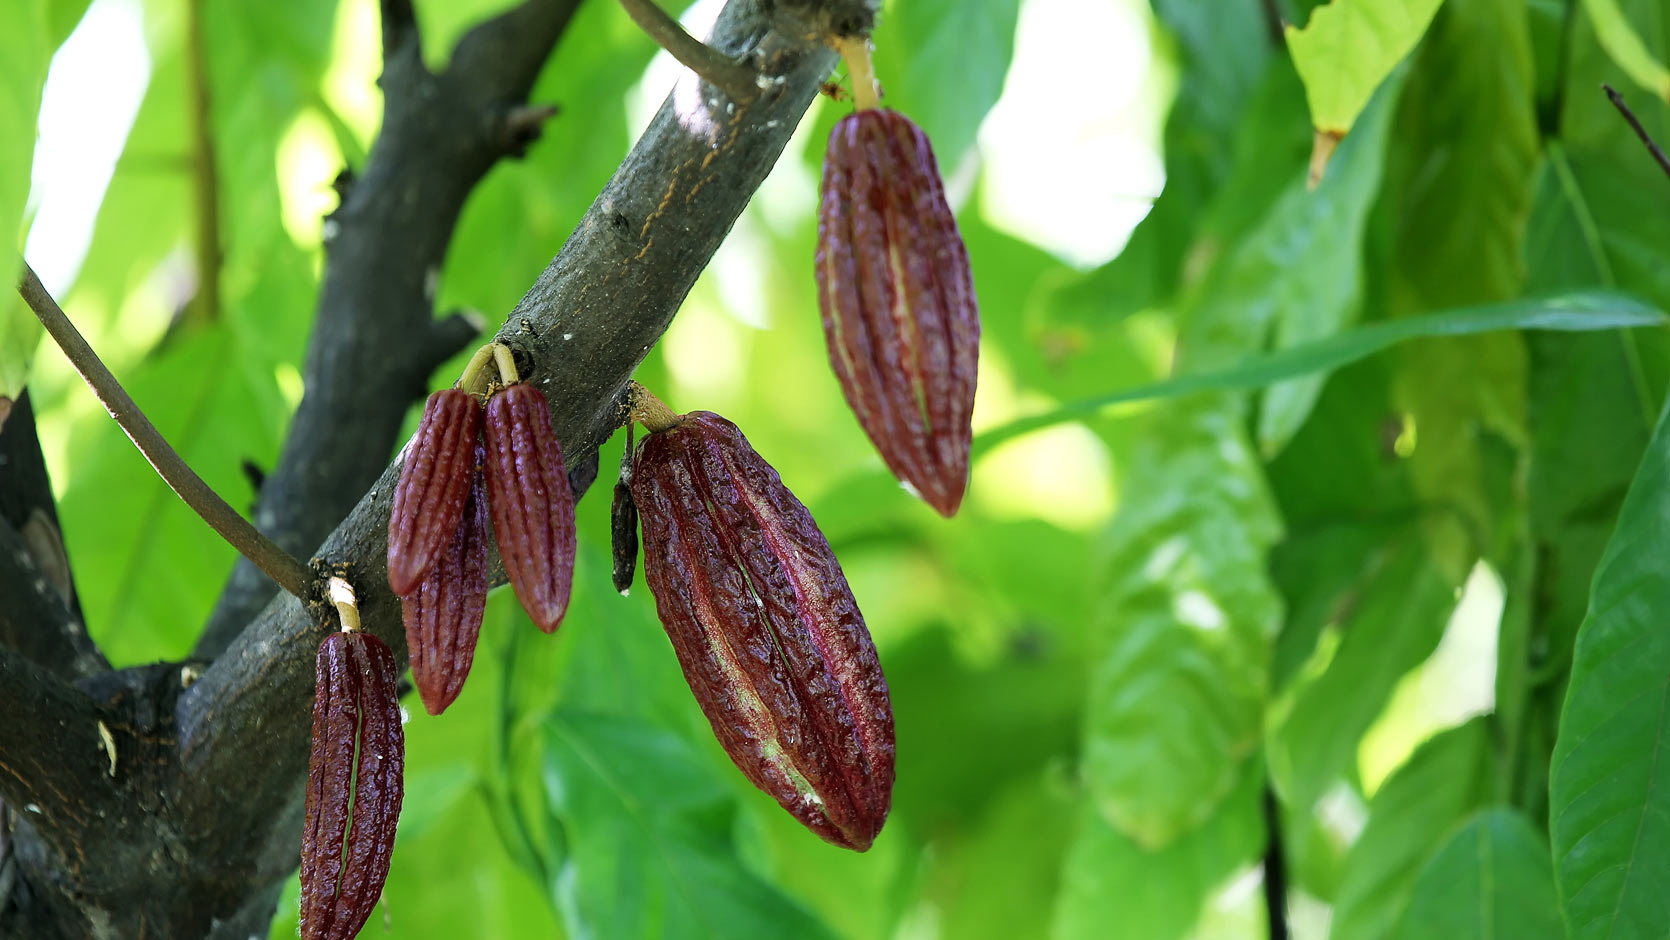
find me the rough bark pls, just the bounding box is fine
[0,0,870,936]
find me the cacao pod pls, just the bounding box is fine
[631,411,894,850]
[483,382,576,633]
[388,388,483,595]
[401,448,489,715]
[816,107,979,517]
[301,631,404,940]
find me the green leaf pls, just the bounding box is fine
[1051,760,1263,940]
[1582,0,1670,102]
[1268,529,1461,812]
[870,0,1023,167]
[541,710,837,940]
[1,0,49,397]
[977,292,1666,455]
[1332,719,1494,940]
[1081,397,1280,847]
[1286,0,1444,134]
[1549,398,1670,939]
[1389,809,1564,940]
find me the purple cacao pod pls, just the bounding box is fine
[388,389,483,595]
[483,382,577,633]
[631,411,895,850]
[301,631,404,940]
[401,450,489,715]
[816,108,979,517]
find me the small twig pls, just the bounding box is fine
[1604,84,1670,183]
[185,0,223,325]
[1262,786,1289,940]
[616,0,757,101]
[16,263,312,601]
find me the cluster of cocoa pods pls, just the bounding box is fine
[299,24,977,938]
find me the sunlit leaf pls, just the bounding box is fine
[1549,397,1670,939]
[1286,0,1443,135]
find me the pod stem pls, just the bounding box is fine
[833,35,880,111]
[328,576,361,633]
[627,381,683,433]
[492,343,521,386]
[458,343,497,395]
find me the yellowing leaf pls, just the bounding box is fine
[1286,0,1445,134]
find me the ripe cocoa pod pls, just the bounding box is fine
[631,411,895,850]
[388,389,483,595]
[483,382,576,633]
[301,631,404,940]
[816,108,980,517]
[401,449,489,715]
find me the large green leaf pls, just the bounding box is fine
[869,0,1022,167]
[1549,398,1670,940]
[1286,0,1444,135]
[1081,397,1279,847]
[1051,760,1263,940]
[1388,808,1564,940]
[541,710,837,940]
[977,292,1665,454]
[1332,719,1494,940]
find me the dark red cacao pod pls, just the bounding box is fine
[301,631,404,940]
[816,108,979,517]
[402,451,489,715]
[631,411,895,850]
[483,382,576,633]
[388,389,483,595]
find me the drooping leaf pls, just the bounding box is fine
[1331,719,1494,940]
[541,710,837,940]
[1549,397,1670,940]
[1388,808,1564,940]
[1051,760,1263,940]
[977,292,1665,455]
[1286,0,1444,135]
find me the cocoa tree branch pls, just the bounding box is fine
[196,0,581,656]
[0,646,126,880]
[176,0,850,915]
[17,264,313,602]
[617,0,760,101]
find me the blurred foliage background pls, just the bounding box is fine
[6,0,1670,937]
